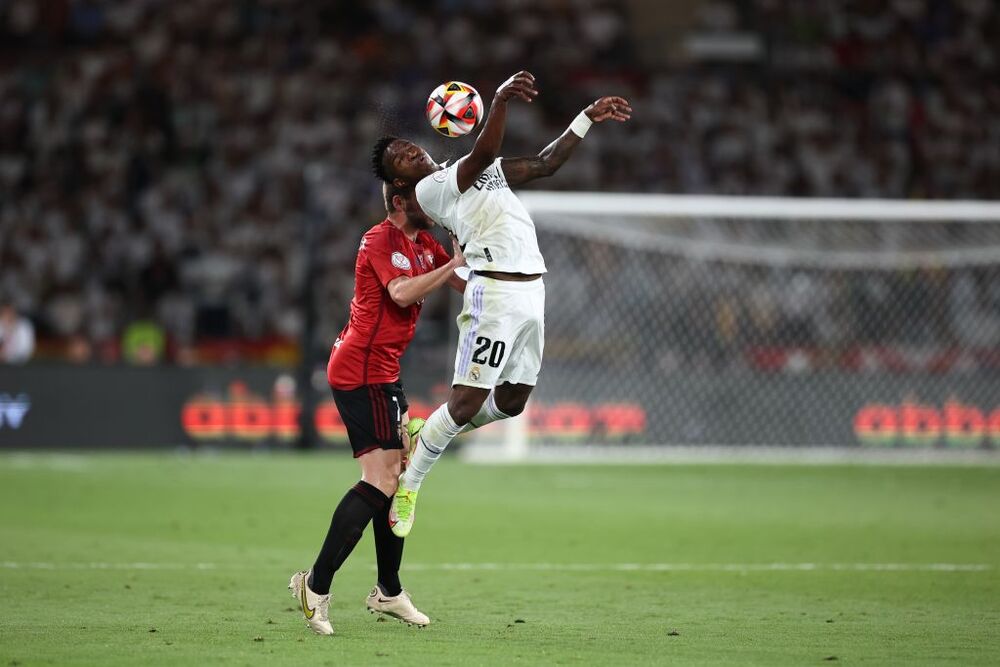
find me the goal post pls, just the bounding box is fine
[460,193,1000,463]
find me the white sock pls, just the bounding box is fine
[401,404,463,491]
[459,390,512,434]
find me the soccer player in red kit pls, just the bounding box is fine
[289,180,465,636]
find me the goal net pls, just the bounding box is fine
[461,193,1000,462]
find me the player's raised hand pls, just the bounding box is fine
[584,96,632,123]
[494,71,538,104]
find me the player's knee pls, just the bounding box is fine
[385,454,402,480]
[446,402,477,426]
[447,394,483,426]
[388,453,403,476]
[370,472,399,498]
[494,384,532,417]
[496,395,527,417]
[446,386,490,425]
[364,454,402,497]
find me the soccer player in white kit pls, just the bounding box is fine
[371,71,631,536]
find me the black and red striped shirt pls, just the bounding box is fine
[326,219,450,389]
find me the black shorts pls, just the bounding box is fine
[330,382,409,458]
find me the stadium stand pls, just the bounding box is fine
[0,0,996,363]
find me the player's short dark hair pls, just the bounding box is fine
[383,181,410,212]
[371,135,399,183]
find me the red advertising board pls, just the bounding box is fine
[854,400,1000,448]
[180,382,648,445]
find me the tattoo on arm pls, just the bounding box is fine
[501,156,551,186]
[502,129,582,187]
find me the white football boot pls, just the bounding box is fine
[288,570,333,635]
[365,587,430,627]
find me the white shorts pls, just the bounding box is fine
[452,272,545,389]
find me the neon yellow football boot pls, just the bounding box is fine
[391,418,425,537]
[401,418,425,471]
[389,485,418,538]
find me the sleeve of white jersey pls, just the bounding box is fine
[415,161,461,222]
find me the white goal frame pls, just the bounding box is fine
[460,193,1000,465]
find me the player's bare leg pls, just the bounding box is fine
[360,445,404,498]
[490,382,533,419]
[453,381,532,435]
[390,383,534,537]
[447,385,492,424]
[292,448,408,635]
[389,386,483,536]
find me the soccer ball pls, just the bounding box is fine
[426,81,482,138]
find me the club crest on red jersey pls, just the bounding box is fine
[391,252,412,270]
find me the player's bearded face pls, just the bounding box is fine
[399,191,432,229]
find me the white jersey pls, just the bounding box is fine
[414,158,547,274]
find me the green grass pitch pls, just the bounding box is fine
[1,452,998,665]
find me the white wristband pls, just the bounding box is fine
[569,111,593,138]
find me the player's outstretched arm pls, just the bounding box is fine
[456,71,537,193]
[387,238,466,308]
[501,96,632,187]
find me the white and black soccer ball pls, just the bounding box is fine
[426,81,483,138]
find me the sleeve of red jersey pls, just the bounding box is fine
[366,229,414,288]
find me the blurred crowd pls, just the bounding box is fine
[647,0,1000,198]
[0,0,997,366]
[544,223,1000,376]
[0,299,34,363]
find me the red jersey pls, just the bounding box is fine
[327,219,451,389]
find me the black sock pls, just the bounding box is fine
[310,480,385,595]
[372,490,404,596]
